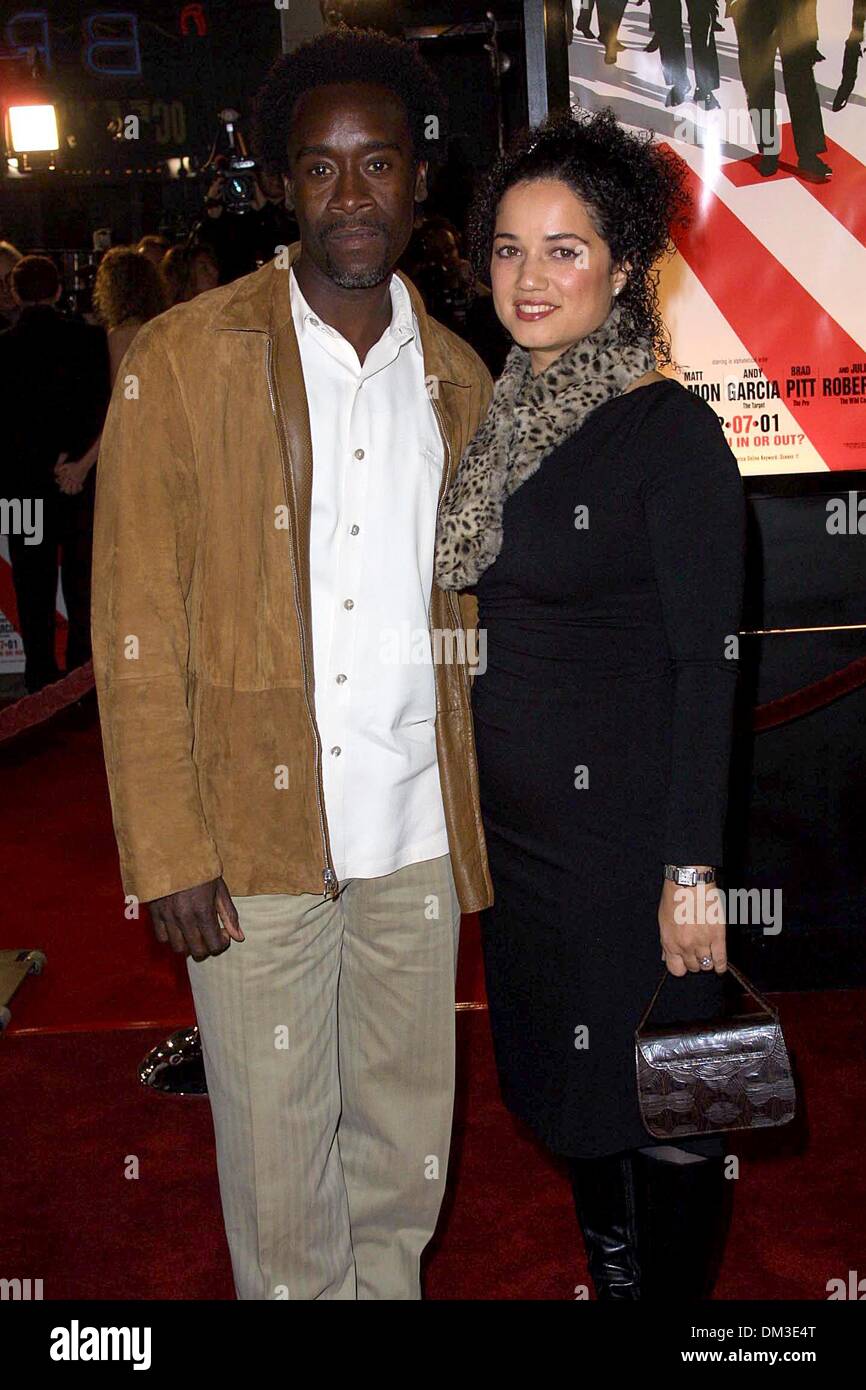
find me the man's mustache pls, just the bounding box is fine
[322,220,389,239]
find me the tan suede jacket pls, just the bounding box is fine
[91,246,494,911]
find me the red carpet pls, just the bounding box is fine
[1,697,864,1298]
[0,696,194,1033]
[2,999,864,1301]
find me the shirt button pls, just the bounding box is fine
[350,524,360,536]
[330,745,341,756]
[335,673,347,684]
[354,448,365,460]
[343,598,354,610]
[309,316,319,327]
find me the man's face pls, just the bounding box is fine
[287,82,426,289]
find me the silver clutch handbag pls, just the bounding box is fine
[635,963,797,1139]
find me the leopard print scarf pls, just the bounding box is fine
[434,304,656,590]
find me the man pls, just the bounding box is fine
[728,0,832,182]
[91,29,493,1300]
[0,254,108,691]
[597,1,630,63]
[650,0,722,108]
[833,0,866,110]
[197,161,299,284]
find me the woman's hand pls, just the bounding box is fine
[55,457,92,495]
[658,873,727,977]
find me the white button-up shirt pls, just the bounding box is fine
[289,267,449,881]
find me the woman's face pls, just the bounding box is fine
[490,178,627,374]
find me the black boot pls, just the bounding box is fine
[633,1148,731,1301]
[569,1152,641,1300]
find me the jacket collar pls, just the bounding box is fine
[210,240,472,388]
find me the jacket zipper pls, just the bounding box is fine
[430,395,471,695]
[265,334,339,899]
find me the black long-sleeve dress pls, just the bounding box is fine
[472,378,746,1159]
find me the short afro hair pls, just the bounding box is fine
[251,27,447,181]
[11,254,60,305]
[467,107,691,365]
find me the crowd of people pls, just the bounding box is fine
[0,234,217,693]
[0,173,493,695]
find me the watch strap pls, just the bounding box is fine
[664,864,717,886]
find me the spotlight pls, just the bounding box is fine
[1,47,59,173]
[7,102,59,154]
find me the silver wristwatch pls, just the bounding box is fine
[663,864,717,886]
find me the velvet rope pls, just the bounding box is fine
[749,653,866,733]
[0,662,95,745]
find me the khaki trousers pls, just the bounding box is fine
[187,853,461,1300]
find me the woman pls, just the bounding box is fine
[435,109,746,1301]
[55,246,165,496]
[160,242,220,308]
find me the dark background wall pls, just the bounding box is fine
[0,0,530,247]
[730,476,866,991]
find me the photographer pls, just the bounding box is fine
[195,157,298,283]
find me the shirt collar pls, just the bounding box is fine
[289,266,421,357]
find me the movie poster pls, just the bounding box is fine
[569,0,866,474]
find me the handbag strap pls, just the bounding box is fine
[636,961,779,1036]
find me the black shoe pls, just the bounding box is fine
[797,155,833,183]
[758,153,779,177]
[139,1025,208,1095]
[633,1149,730,1301]
[833,39,862,111]
[665,84,689,107]
[645,33,660,53]
[569,1152,641,1300]
[694,89,721,110]
[575,14,596,39]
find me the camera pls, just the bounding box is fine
[204,109,258,215]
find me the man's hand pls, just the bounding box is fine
[147,877,244,960]
[205,173,225,218]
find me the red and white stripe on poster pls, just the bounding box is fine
[570,0,866,473]
[0,536,68,676]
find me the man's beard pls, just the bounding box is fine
[322,254,393,290]
[319,219,393,289]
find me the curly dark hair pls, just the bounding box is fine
[92,246,166,328]
[251,27,447,181]
[467,107,691,365]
